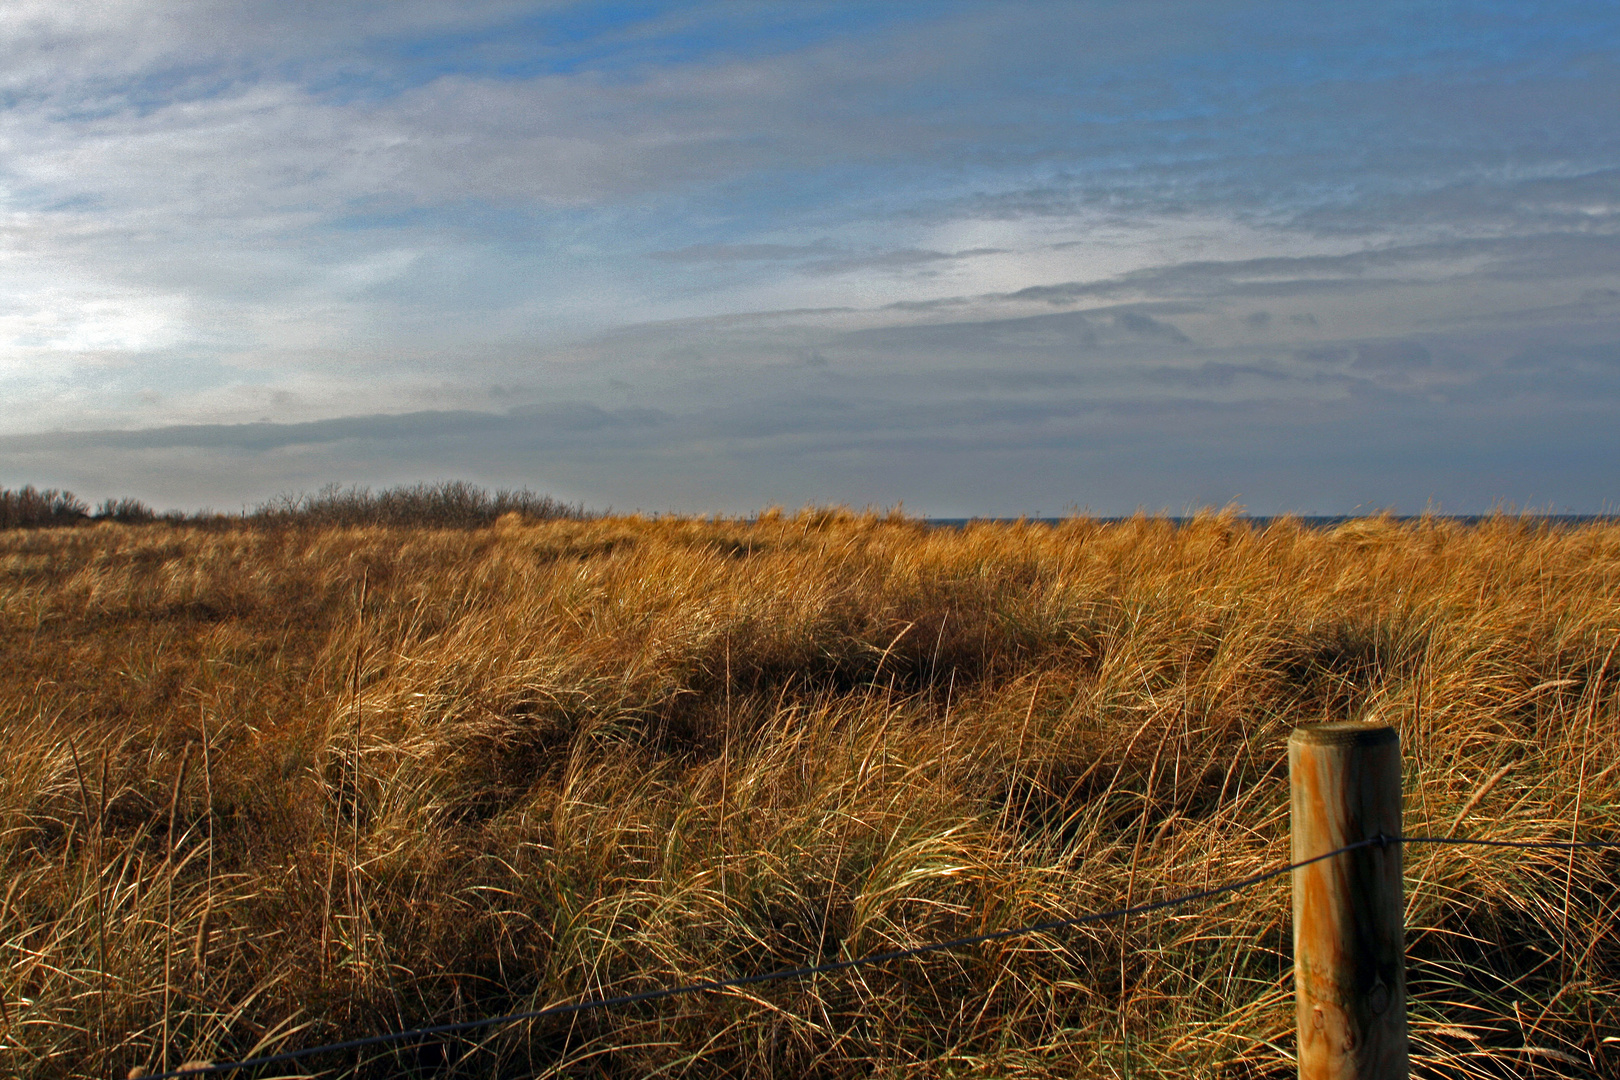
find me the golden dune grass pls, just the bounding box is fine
[0,510,1616,1078]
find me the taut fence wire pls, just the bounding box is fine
[1391,835,1620,852]
[135,833,1620,1079]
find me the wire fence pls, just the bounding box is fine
[133,832,1620,1079]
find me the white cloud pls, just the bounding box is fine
[0,288,188,356]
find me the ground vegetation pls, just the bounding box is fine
[0,506,1616,1078]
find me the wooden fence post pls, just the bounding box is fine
[1289,722,1407,1080]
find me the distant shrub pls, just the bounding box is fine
[94,497,159,524]
[249,481,589,529]
[0,485,90,529]
[3,480,586,530]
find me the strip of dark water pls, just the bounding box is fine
[922,515,1618,529]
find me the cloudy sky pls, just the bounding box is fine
[2,1,1617,515]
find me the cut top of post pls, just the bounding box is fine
[1289,721,1399,749]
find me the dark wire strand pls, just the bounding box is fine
[1399,834,1620,850]
[138,832,1616,1079]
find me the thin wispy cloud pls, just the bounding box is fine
[1,1,1616,513]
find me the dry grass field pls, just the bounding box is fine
[1,507,1617,1078]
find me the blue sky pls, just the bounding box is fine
[2,1,1617,514]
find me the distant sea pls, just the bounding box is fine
[923,515,1618,529]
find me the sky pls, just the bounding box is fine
[1,0,1617,516]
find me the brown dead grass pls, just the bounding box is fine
[1,509,1617,1078]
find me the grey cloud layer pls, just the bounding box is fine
[13,224,1618,514]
